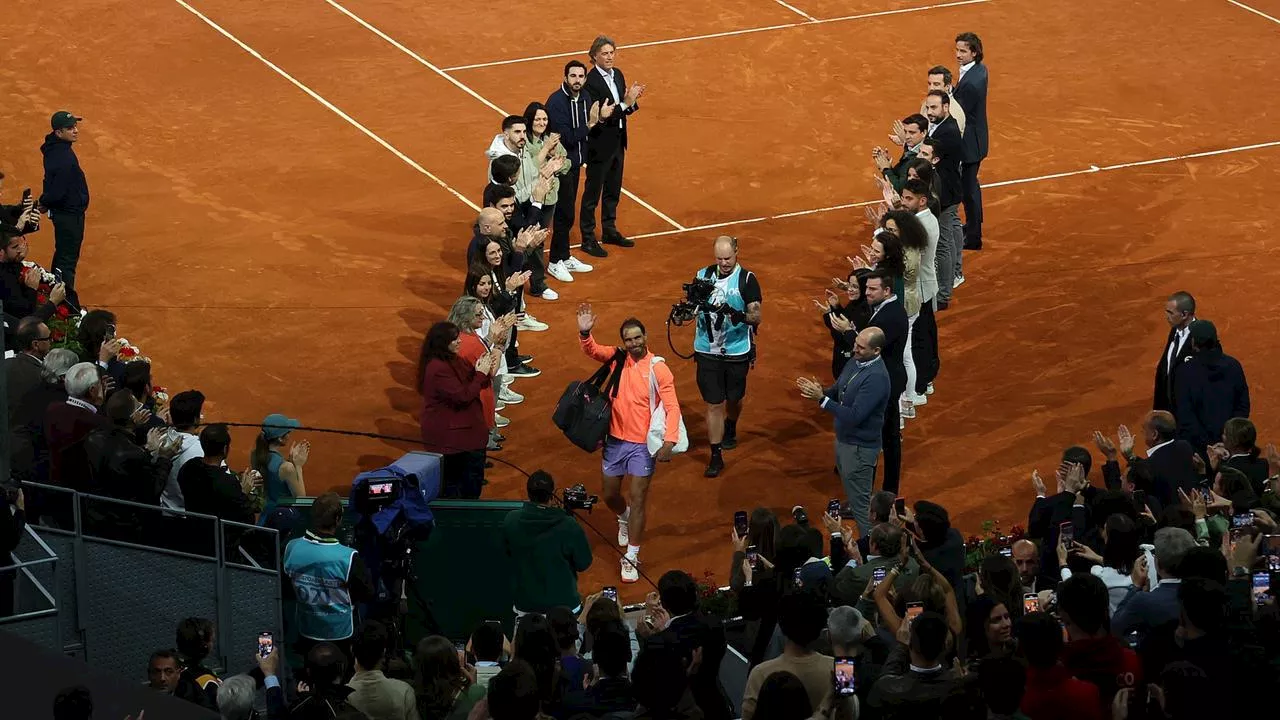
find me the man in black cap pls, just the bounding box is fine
[39,111,90,303]
[1174,319,1249,454]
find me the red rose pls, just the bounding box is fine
[51,330,65,341]
[36,294,48,304]
[118,346,137,358]
[56,305,71,319]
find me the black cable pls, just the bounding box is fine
[215,420,659,590]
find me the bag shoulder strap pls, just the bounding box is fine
[603,349,627,399]
[647,355,664,410]
[586,348,624,389]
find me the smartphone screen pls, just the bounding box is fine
[1232,513,1254,529]
[602,586,618,601]
[1059,522,1074,547]
[894,497,906,516]
[905,602,923,622]
[1132,489,1146,509]
[827,499,842,520]
[1023,592,1039,614]
[734,511,749,538]
[746,545,759,569]
[871,567,887,589]
[258,632,273,658]
[1253,572,1270,607]
[793,567,803,588]
[999,547,1012,558]
[833,657,857,696]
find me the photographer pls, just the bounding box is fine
[501,470,592,615]
[688,236,762,478]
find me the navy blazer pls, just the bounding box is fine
[953,62,989,163]
[584,65,637,159]
[867,298,909,396]
[1112,580,1181,638]
[928,116,964,207]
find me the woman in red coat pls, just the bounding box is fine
[418,321,498,498]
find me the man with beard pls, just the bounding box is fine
[1,229,67,346]
[547,60,609,259]
[922,90,964,309]
[577,303,681,582]
[582,35,646,249]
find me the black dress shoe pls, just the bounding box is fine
[704,455,725,478]
[517,354,533,365]
[602,230,635,247]
[581,237,609,257]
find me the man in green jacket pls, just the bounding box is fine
[503,470,593,613]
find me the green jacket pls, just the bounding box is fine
[524,136,571,206]
[502,502,592,612]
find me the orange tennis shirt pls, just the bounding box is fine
[580,334,682,445]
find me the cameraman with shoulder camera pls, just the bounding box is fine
[689,236,761,478]
[502,470,592,615]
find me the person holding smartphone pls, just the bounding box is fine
[0,172,42,234]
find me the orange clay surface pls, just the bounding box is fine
[3,0,1278,602]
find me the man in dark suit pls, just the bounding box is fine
[5,317,51,423]
[1154,290,1196,412]
[652,570,732,720]
[866,612,963,718]
[43,362,109,490]
[1175,320,1249,454]
[1127,411,1200,510]
[865,270,909,493]
[952,32,988,251]
[922,90,964,309]
[582,35,645,249]
[1027,446,1099,582]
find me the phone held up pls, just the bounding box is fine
[827,498,842,521]
[257,631,273,659]
[602,586,618,602]
[734,510,749,538]
[833,656,857,696]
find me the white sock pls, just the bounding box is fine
[626,544,640,561]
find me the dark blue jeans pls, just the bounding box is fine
[50,208,86,294]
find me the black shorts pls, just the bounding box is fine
[695,353,751,404]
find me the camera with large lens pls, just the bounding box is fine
[670,277,716,325]
[562,483,599,511]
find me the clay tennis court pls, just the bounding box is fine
[4,0,1279,600]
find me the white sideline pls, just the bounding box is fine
[441,0,995,71]
[1227,0,1280,25]
[324,0,686,231]
[772,0,820,22]
[617,139,1280,242]
[171,0,480,212]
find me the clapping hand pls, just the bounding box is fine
[624,82,646,105]
[600,99,617,119]
[889,119,907,146]
[815,288,840,311]
[545,132,561,151]
[1207,443,1230,470]
[475,352,497,376]
[829,313,853,333]
[588,101,601,125]
[240,469,263,494]
[846,254,870,271]
[795,376,825,402]
[131,403,153,428]
[872,146,892,170]
[290,439,311,466]
[1117,424,1135,458]
[863,203,888,226]
[1032,469,1048,497]
[1092,430,1118,461]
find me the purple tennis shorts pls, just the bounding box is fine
[602,437,655,478]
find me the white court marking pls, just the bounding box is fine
[324,0,686,231]
[171,0,479,211]
[1227,0,1280,25]
[441,0,996,71]
[772,0,820,22]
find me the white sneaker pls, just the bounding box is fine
[546,261,573,283]
[621,555,640,583]
[500,373,515,385]
[563,256,594,273]
[539,287,559,301]
[517,316,549,332]
[911,392,928,406]
[926,382,935,395]
[495,401,507,412]
[498,387,524,404]
[953,273,966,288]
[495,414,510,428]
[617,518,629,546]
[901,401,916,419]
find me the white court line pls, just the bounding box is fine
[772,0,820,22]
[619,140,1280,242]
[171,0,479,212]
[442,0,994,71]
[1227,0,1280,25]
[324,0,686,231]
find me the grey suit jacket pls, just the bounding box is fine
[5,353,45,425]
[832,555,919,608]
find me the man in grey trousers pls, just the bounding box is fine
[796,327,891,535]
[923,91,966,308]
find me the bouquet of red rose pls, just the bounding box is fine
[21,260,82,353]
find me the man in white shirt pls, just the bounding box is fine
[923,66,966,135]
[1153,291,1196,412]
[161,390,206,510]
[581,35,645,249]
[899,180,939,404]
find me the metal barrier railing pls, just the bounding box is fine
[1,524,60,627]
[12,482,285,677]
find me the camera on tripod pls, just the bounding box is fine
[670,277,716,325]
[561,484,599,512]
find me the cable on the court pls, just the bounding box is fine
[213,420,659,590]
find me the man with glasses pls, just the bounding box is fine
[2,228,67,347]
[6,317,54,422]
